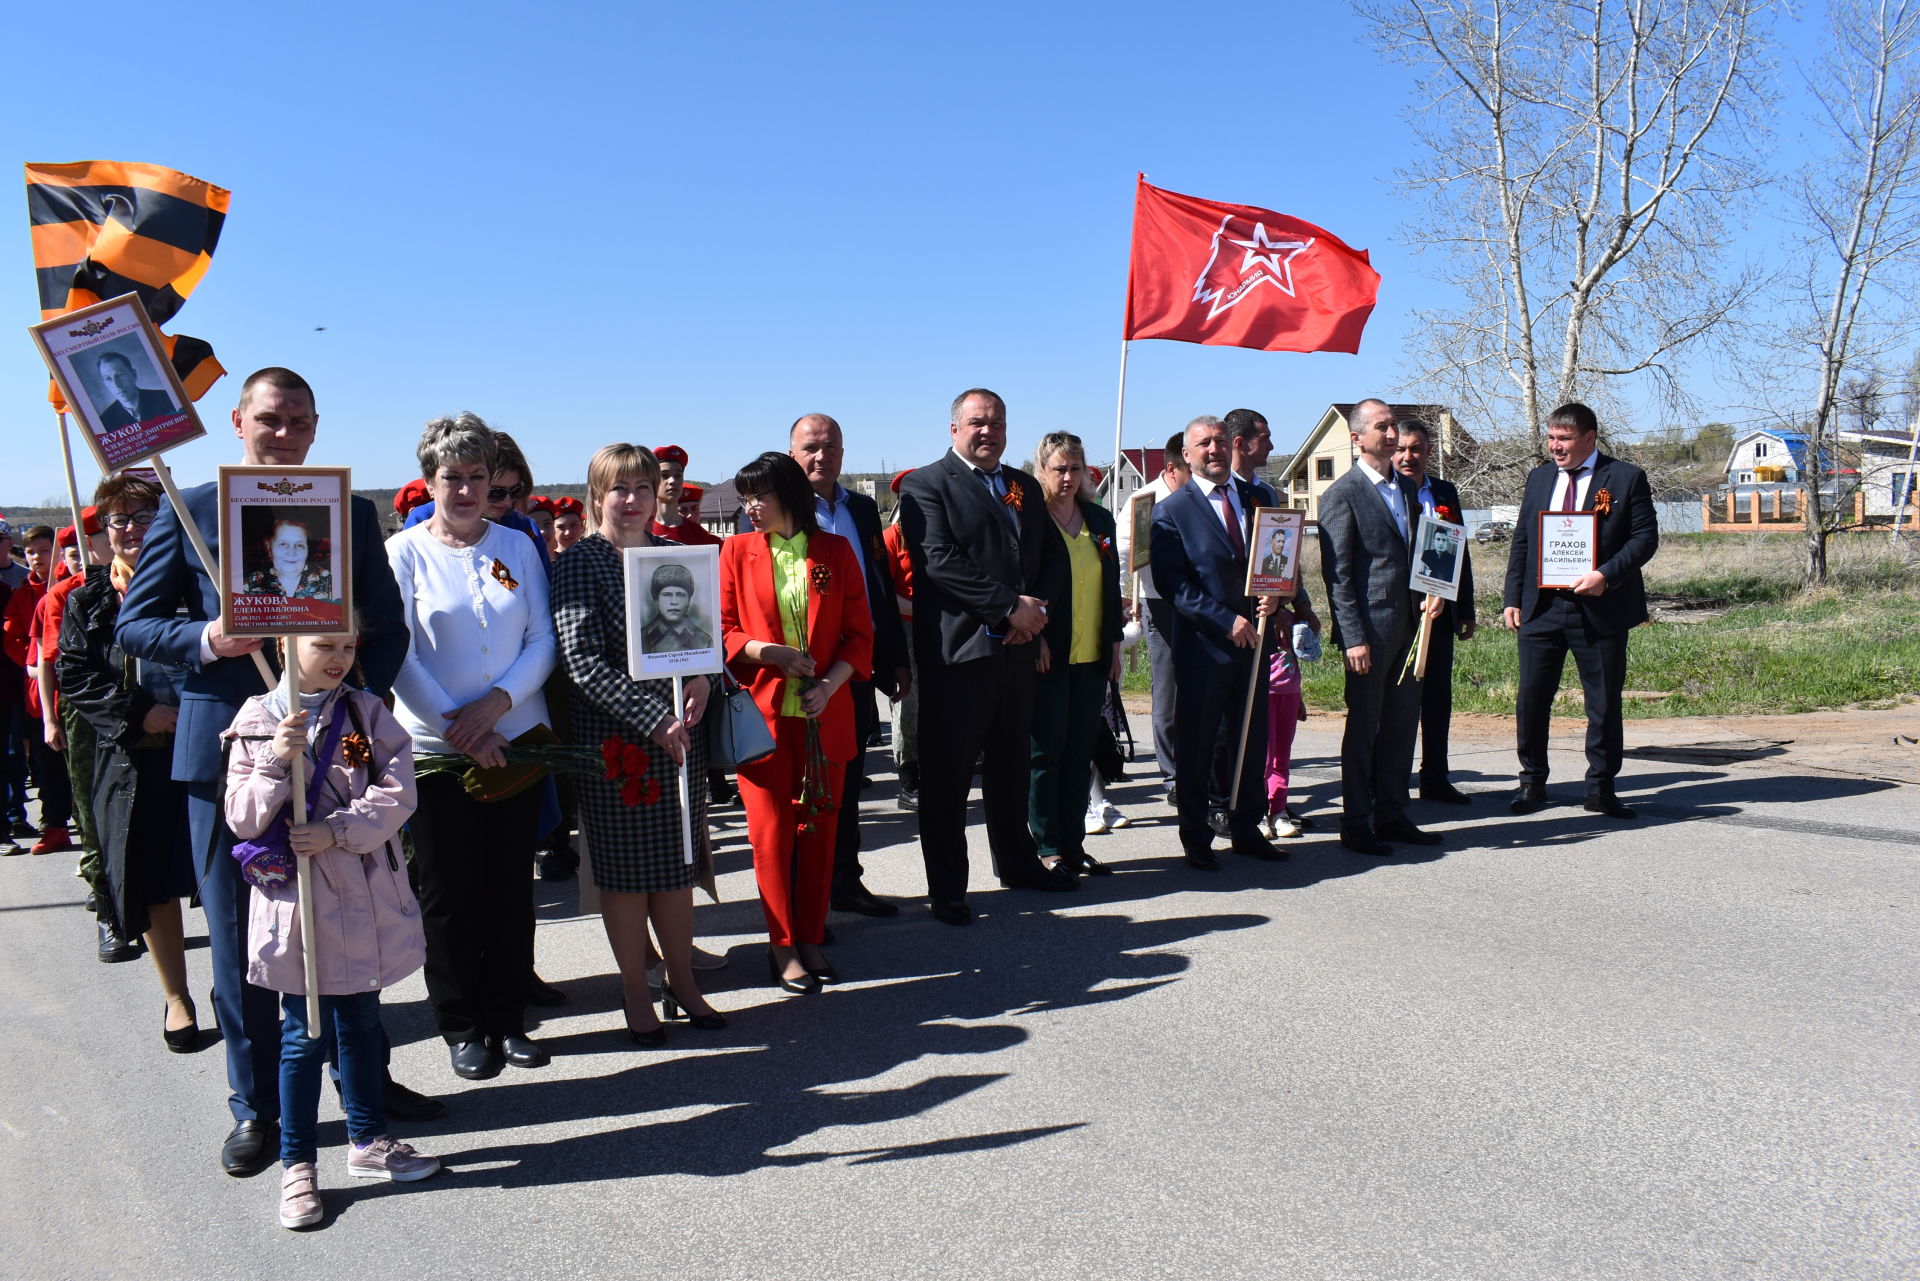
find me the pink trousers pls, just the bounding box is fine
[1264,650,1302,815]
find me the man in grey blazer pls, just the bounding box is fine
[1317,399,1443,855]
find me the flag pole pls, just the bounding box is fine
[284,646,323,1035]
[1110,339,1130,509]
[150,456,277,688]
[1227,612,1269,814]
[53,414,87,557]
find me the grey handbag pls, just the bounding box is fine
[711,673,776,769]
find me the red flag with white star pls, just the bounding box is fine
[1123,177,1379,354]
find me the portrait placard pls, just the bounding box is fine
[625,544,723,679]
[1536,511,1599,588]
[217,466,353,637]
[1127,489,1155,575]
[1244,507,1305,596]
[1410,511,1467,601]
[27,294,205,473]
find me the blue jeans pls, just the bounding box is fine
[279,990,386,1167]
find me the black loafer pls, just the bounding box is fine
[1420,781,1474,805]
[1509,784,1549,815]
[1230,834,1289,862]
[450,1040,502,1080]
[497,1035,550,1068]
[1584,791,1638,820]
[830,886,900,917]
[220,1119,277,1177]
[381,1079,446,1122]
[1375,819,1443,846]
[998,868,1078,892]
[930,900,973,926]
[526,975,567,1007]
[1183,847,1221,871]
[1339,828,1393,856]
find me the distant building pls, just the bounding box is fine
[1839,426,1920,521]
[1723,428,1828,486]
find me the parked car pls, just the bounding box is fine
[1474,520,1513,544]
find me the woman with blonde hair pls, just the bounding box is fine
[551,443,723,1044]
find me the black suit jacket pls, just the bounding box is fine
[835,489,909,697]
[98,388,177,430]
[1149,478,1257,669]
[898,452,1065,666]
[1503,453,1657,636]
[116,482,408,791]
[1037,499,1124,665]
[1318,464,1420,656]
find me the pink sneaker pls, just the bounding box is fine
[279,1163,323,1229]
[345,1136,441,1182]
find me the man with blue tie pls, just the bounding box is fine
[117,367,428,1178]
[1317,398,1442,855]
[897,388,1072,923]
[1149,416,1287,868]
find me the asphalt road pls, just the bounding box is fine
[2,712,1914,1281]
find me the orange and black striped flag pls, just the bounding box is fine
[25,160,230,405]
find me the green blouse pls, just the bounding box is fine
[769,531,810,717]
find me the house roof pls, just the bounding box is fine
[1728,428,1835,475]
[1277,402,1452,483]
[1120,447,1168,479]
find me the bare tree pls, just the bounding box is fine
[1357,0,1772,455]
[1765,0,1920,584]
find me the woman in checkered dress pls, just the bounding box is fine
[551,443,724,1042]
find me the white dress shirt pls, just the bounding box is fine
[1353,457,1410,540]
[813,484,869,581]
[387,521,554,754]
[1551,448,1599,512]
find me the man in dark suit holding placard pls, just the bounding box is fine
[1150,415,1286,868]
[1318,398,1438,855]
[897,388,1072,923]
[1502,402,1658,819]
[1393,419,1476,804]
[117,367,420,1178]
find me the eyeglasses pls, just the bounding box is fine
[105,510,158,530]
[487,484,528,503]
[739,493,770,508]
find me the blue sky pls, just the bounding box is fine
[4,1,1830,506]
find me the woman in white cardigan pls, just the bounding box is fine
[387,413,556,1082]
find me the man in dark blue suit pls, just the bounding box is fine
[117,367,420,1177]
[1149,415,1287,868]
[1502,402,1659,818]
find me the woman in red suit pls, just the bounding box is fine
[720,453,874,995]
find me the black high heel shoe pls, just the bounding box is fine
[660,983,728,1030]
[766,948,822,995]
[796,947,840,984]
[162,1001,198,1053]
[623,996,667,1048]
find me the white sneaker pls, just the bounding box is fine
[1102,802,1129,829]
[1084,807,1111,836]
[1264,813,1302,839]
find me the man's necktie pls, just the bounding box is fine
[1215,487,1245,557]
[1559,465,1587,513]
[982,468,1017,533]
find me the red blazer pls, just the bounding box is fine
[720,529,874,763]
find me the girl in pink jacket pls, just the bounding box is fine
[225,631,440,1230]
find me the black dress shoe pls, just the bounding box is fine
[830,885,900,916]
[766,948,824,993]
[1509,783,1549,815]
[97,920,139,963]
[526,975,567,1007]
[1073,851,1114,877]
[1285,806,1314,830]
[1339,827,1393,856]
[380,1079,446,1122]
[1183,846,1221,870]
[220,1119,277,1177]
[1419,780,1474,805]
[450,1040,502,1080]
[162,1002,199,1053]
[538,851,577,881]
[930,900,973,926]
[896,788,918,812]
[1375,818,1443,846]
[1584,790,1638,819]
[999,867,1079,892]
[497,1034,550,1068]
[1229,833,1289,861]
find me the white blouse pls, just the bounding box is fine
[387,520,555,754]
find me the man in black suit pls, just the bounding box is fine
[117,367,433,1178]
[897,389,1072,923]
[1149,415,1288,868]
[1393,420,1476,804]
[1502,402,1658,818]
[788,412,911,917]
[1318,398,1442,855]
[94,351,177,430]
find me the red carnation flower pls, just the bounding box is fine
[621,743,647,778]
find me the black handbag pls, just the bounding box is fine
[711,673,776,769]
